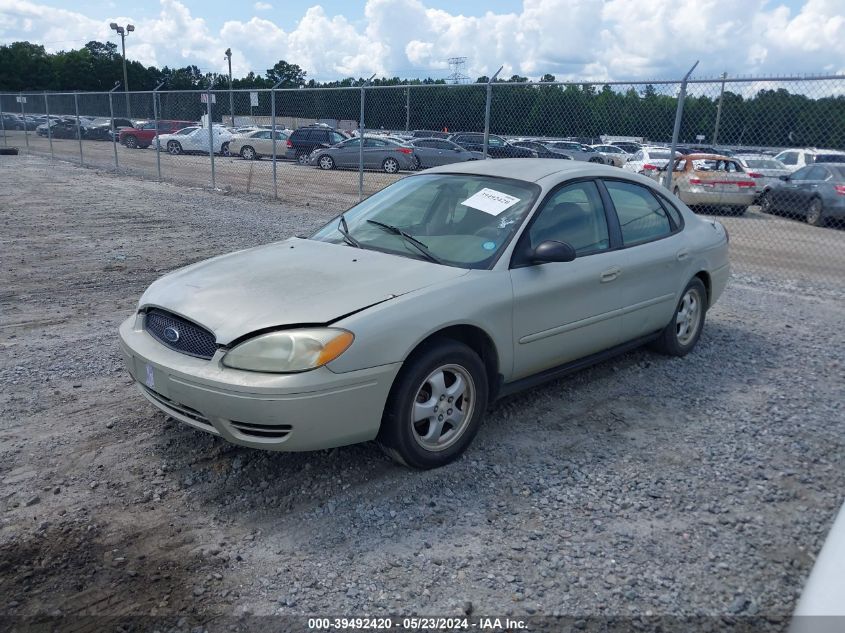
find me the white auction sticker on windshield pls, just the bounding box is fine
[461,188,520,216]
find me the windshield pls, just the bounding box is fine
[311,174,540,269]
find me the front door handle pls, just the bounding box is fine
[600,267,621,283]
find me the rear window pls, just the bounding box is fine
[648,151,670,160]
[813,154,845,164]
[744,158,784,169]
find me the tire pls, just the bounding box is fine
[0,148,18,155]
[123,135,138,149]
[377,339,489,470]
[318,154,335,170]
[167,140,182,155]
[806,197,825,227]
[673,186,681,199]
[412,155,421,170]
[382,157,400,174]
[589,156,603,163]
[240,145,257,160]
[731,206,748,216]
[221,142,230,157]
[759,191,773,214]
[650,278,707,357]
[296,152,309,166]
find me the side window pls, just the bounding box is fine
[779,152,798,166]
[633,151,643,161]
[343,138,361,147]
[254,131,271,139]
[791,166,813,179]
[364,138,388,147]
[432,140,450,150]
[526,181,610,256]
[330,132,346,144]
[605,180,672,246]
[658,195,684,229]
[805,166,827,181]
[488,136,506,147]
[415,140,434,149]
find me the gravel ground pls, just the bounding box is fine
[1,154,843,631]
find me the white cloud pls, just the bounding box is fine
[0,0,843,82]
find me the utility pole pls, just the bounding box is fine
[713,71,727,146]
[225,48,234,127]
[110,22,135,119]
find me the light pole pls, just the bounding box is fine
[224,48,234,127]
[110,22,135,118]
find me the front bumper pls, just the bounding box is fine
[118,315,401,451]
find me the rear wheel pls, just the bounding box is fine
[412,155,421,170]
[759,191,773,214]
[296,152,309,166]
[221,142,230,157]
[382,157,400,174]
[651,278,707,357]
[806,197,825,227]
[240,145,257,160]
[378,339,488,470]
[167,140,182,155]
[318,154,335,170]
[124,135,138,149]
[589,156,603,163]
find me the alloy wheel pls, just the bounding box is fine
[410,364,475,452]
[675,288,702,346]
[383,158,399,174]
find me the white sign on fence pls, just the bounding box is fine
[250,91,259,107]
[200,93,217,104]
[15,96,27,103]
[696,134,705,141]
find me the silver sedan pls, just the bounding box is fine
[119,160,730,469]
[309,136,416,173]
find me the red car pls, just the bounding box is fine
[119,120,196,149]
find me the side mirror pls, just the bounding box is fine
[454,147,462,152]
[779,175,790,181]
[319,142,330,148]
[532,240,577,264]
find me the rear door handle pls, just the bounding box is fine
[600,267,621,283]
[676,249,690,261]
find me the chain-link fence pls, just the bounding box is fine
[2,74,844,285]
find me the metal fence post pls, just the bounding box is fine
[207,86,215,189]
[663,61,699,191]
[152,81,165,181]
[483,66,503,159]
[20,93,29,149]
[108,82,120,172]
[73,92,84,165]
[358,73,376,202]
[44,92,53,160]
[713,71,727,146]
[271,80,284,199]
[1,96,6,146]
[405,86,410,132]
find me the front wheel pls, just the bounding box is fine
[759,191,773,214]
[589,156,603,163]
[806,197,825,227]
[167,140,182,155]
[221,142,230,157]
[650,278,707,357]
[378,339,488,469]
[382,157,400,174]
[318,154,335,170]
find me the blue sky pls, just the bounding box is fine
[1,0,841,82]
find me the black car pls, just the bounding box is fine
[760,163,845,227]
[85,118,134,140]
[511,141,572,160]
[448,132,535,159]
[286,125,348,164]
[49,120,83,139]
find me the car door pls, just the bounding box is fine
[412,140,436,167]
[800,166,829,207]
[775,165,813,216]
[249,130,272,155]
[333,138,359,167]
[364,138,389,168]
[601,179,689,340]
[509,180,627,378]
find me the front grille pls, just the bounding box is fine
[142,386,212,427]
[230,421,292,439]
[144,308,217,359]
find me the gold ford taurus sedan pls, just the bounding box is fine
[119,159,730,469]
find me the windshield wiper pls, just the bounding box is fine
[338,214,362,248]
[366,220,444,265]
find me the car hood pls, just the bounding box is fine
[139,237,468,345]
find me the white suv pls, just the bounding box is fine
[773,148,845,172]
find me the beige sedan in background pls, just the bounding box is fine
[229,128,291,160]
[656,153,757,215]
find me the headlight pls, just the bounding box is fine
[221,328,354,373]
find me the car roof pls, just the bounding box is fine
[420,157,637,185]
[682,153,736,161]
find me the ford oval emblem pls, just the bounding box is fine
[163,326,180,343]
